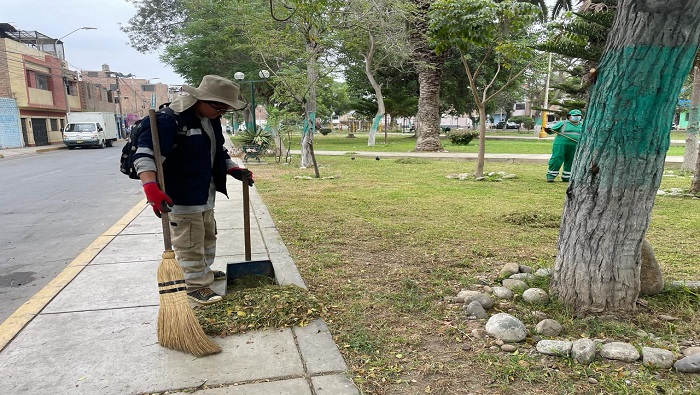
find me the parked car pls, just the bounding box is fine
[495,121,519,129]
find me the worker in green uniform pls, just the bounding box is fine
[545,109,583,182]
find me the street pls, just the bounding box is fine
[0,143,145,323]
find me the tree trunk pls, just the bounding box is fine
[682,66,700,172]
[414,60,443,151]
[411,0,443,152]
[301,34,320,177]
[692,143,700,193]
[475,105,487,177]
[364,32,385,147]
[551,0,700,314]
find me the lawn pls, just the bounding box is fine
[247,132,688,157]
[245,154,700,395]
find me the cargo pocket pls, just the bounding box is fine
[169,215,194,249]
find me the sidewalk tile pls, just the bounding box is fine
[0,307,304,395]
[294,319,348,375]
[42,260,159,313]
[312,374,360,395]
[171,378,311,395]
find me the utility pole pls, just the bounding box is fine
[112,73,125,138]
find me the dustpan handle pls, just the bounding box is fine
[243,175,251,261]
[148,109,172,250]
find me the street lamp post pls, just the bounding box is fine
[55,27,96,118]
[234,70,270,132]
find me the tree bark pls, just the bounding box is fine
[364,32,385,147]
[301,32,320,177]
[411,0,443,152]
[551,0,700,313]
[682,66,700,172]
[414,60,443,151]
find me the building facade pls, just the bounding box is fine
[0,24,76,147]
[79,64,171,129]
[0,24,174,148]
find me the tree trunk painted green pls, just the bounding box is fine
[551,0,700,313]
[682,66,699,172]
[369,114,383,146]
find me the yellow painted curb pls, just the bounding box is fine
[36,146,66,153]
[0,199,147,352]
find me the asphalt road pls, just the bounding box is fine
[0,142,146,323]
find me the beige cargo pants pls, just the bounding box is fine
[169,209,217,291]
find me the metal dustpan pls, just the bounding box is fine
[226,175,275,285]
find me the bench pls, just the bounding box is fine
[243,144,262,163]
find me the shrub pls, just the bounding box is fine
[240,127,273,151]
[318,128,332,136]
[449,131,479,145]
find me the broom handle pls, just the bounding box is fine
[243,175,251,261]
[148,109,172,251]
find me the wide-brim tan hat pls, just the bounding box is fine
[170,74,247,113]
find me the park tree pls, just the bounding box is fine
[550,0,700,313]
[409,0,445,152]
[428,0,541,177]
[681,62,699,174]
[340,0,413,147]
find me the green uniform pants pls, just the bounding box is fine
[547,143,577,181]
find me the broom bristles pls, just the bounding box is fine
[157,250,221,357]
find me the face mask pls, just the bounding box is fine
[570,115,581,122]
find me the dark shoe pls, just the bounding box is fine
[212,270,227,281]
[187,288,223,305]
[562,179,569,183]
[546,178,555,183]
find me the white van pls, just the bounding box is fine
[63,112,119,149]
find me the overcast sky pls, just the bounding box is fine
[3,0,185,86]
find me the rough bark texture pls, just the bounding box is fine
[682,66,700,172]
[411,0,443,152]
[414,62,443,151]
[551,0,700,313]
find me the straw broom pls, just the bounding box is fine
[149,109,221,357]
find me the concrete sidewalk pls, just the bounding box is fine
[0,172,359,395]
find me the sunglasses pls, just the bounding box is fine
[205,101,232,113]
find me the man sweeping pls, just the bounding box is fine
[133,75,254,305]
[545,108,583,182]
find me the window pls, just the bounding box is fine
[87,71,99,77]
[66,82,77,96]
[142,84,155,92]
[110,84,118,91]
[514,102,525,110]
[50,119,58,130]
[36,74,50,90]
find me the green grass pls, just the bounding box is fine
[246,132,688,156]
[228,155,699,394]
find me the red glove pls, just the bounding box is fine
[143,182,173,218]
[227,167,254,186]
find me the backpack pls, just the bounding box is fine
[119,107,177,179]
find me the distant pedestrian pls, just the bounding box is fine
[545,109,583,182]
